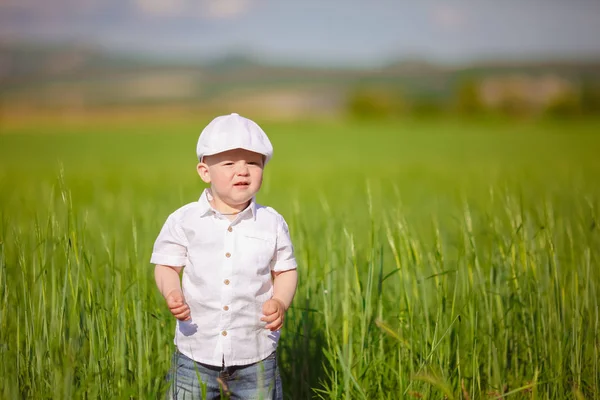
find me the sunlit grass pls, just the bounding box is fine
[1,117,599,398]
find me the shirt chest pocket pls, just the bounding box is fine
[185,231,220,282]
[238,231,276,273]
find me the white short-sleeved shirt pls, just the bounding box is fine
[151,189,297,367]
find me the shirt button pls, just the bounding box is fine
[222,330,228,336]
[224,279,230,285]
[223,305,229,311]
[225,252,231,258]
[227,226,232,232]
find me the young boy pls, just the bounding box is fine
[151,113,298,399]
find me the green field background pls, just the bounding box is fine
[1,117,599,399]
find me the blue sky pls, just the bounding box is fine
[1,0,599,66]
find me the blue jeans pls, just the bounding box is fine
[167,350,283,399]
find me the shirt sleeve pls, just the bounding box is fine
[271,214,297,272]
[150,213,188,266]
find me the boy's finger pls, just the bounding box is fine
[171,310,191,318]
[170,304,189,315]
[173,307,190,318]
[265,317,283,330]
[169,302,188,311]
[168,302,183,311]
[167,297,184,306]
[262,301,277,314]
[265,315,282,326]
[167,303,188,310]
[259,312,274,321]
[260,312,279,323]
[174,310,190,320]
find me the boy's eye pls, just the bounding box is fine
[223,162,234,166]
[249,162,259,166]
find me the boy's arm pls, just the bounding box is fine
[154,264,183,298]
[262,269,297,331]
[155,265,191,321]
[262,213,297,330]
[272,269,298,310]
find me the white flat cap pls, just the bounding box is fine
[196,113,273,164]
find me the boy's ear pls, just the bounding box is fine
[197,163,211,183]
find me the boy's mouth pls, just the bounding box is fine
[234,182,250,187]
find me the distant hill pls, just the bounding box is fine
[1,41,599,117]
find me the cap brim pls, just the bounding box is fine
[198,146,272,163]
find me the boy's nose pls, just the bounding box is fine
[236,164,250,175]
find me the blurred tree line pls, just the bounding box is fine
[2,43,599,121]
[346,76,600,119]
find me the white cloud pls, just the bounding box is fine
[132,0,255,19]
[0,0,112,18]
[430,4,466,31]
[0,0,36,9]
[134,0,187,17]
[203,0,253,20]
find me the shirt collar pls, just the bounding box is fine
[198,188,256,221]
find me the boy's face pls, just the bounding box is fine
[197,148,264,209]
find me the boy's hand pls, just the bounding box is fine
[165,290,191,321]
[261,298,285,331]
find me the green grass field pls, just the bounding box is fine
[1,117,599,399]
